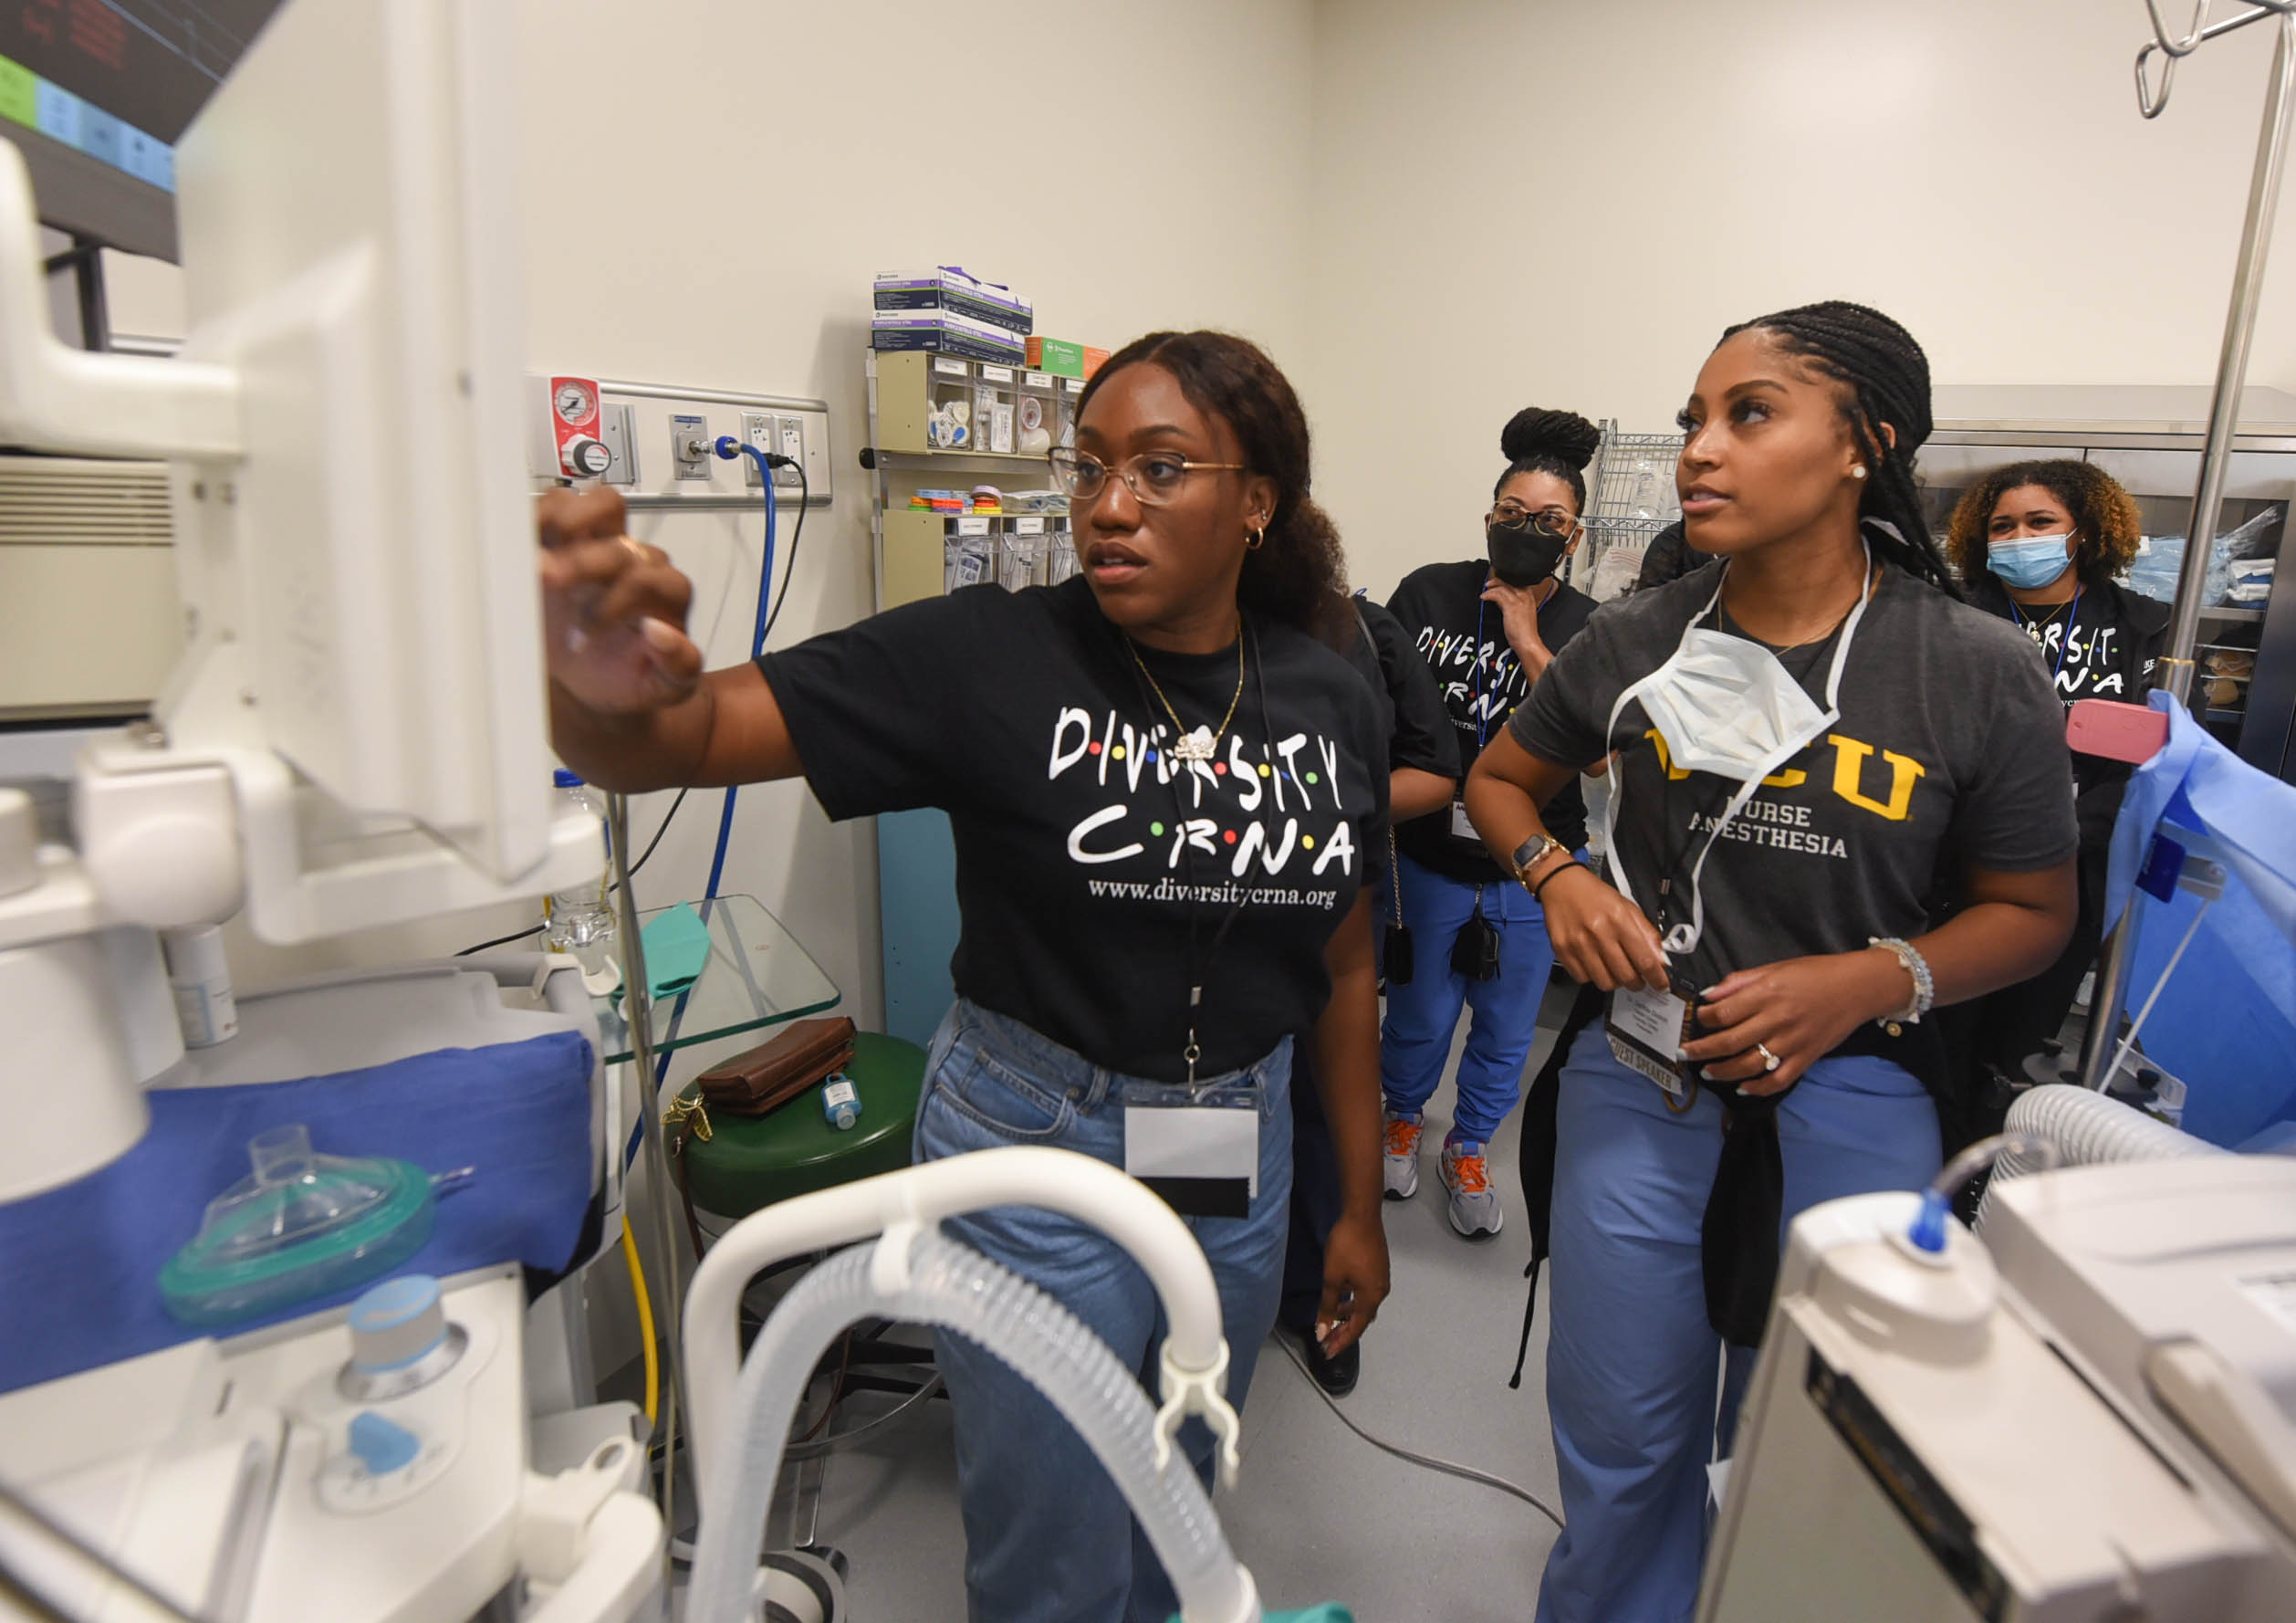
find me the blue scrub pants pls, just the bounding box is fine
[913,1000,1293,1623]
[1534,1025,1942,1623]
[1380,851,1558,1144]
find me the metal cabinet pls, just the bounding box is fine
[1918,386,2296,783]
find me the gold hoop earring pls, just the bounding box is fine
[1245,528,1265,550]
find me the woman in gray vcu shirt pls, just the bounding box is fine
[1463,302,2078,1623]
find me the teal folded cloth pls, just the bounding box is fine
[640,903,713,1000]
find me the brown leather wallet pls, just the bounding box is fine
[694,1015,856,1116]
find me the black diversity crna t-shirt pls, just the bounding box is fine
[1340,597,1462,793]
[1388,560,1600,879]
[1508,563,2077,998]
[1969,574,2171,840]
[757,576,1389,1084]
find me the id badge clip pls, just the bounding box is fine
[1606,984,1700,1107]
[1123,1075,1261,1219]
[1450,800,1477,841]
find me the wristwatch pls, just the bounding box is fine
[1508,833,1567,885]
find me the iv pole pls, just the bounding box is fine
[2079,1,2296,1088]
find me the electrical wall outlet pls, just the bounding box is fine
[738,411,774,487]
[774,416,805,488]
[670,414,710,481]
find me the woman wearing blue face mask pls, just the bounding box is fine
[1942,460,2166,1109]
[1462,302,2079,1623]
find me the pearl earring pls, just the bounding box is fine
[1852,466,1868,480]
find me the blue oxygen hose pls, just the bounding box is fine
[642,442,782,1109]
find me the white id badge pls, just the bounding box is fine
[1606,985,1693,1101]
[1450,800,1476,841]
[1122,1076,1260,1218]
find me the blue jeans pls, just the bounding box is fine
[1380,850,1560,1144]
[1534,1025,1942,1623]
[912,999,1294,1623]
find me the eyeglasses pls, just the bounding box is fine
[1048,448,1246,506]
[1489,501,1580,539]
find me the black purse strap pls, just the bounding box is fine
[1354,599,1407,928]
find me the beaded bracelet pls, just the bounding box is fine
[1867,936,1934,1034]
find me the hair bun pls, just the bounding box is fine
[1500,407,1602,472]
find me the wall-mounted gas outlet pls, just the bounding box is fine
[670,414,710,481]
[600,403,638,486]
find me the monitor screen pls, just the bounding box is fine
[0,1,284,260]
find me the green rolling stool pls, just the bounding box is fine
[674,1030,927,1224]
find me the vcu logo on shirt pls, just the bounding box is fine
[1645,729,1926,822]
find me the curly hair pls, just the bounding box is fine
[1946,459,2143,588]
[1720,300,1959,597]
[1078,330,1349,644]
[1495,406,1602,509]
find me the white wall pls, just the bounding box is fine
[501,0,1318,1029]
[120,0,1316,1013]
[1305,0,2296,599]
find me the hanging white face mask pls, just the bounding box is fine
[1601,541,1876,957]
[1633,627,1832,780]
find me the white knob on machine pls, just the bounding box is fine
[349,1275,449,1373]
[561,436,611,477]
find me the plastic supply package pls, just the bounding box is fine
[944,525,995,592]
[2123,506,2283,607]
[999,531,1044,591]
[159,1125,447,1327]
[2124,533,2186,604]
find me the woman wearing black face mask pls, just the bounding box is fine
[1379,408,1602,1237]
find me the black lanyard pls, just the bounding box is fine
[1120,619,1276,1086]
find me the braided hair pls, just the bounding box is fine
[1719,300,1960,598]
[1494,407,1602,508]
[1079,330,1350,643]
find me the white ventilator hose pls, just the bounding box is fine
[684,1227,1260,1623]
[1978,1084,2224,1225]
[681,1147,1233,1495]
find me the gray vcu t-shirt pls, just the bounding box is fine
[1509,563,2078,997]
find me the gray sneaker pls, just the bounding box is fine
[1383,1111,1422,1200]
[1439,1138,1503,1237]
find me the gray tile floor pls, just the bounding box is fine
[771,1009,1571,1621]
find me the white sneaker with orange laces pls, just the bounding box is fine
[1383,1111,1423,1200]
[1439,1137,1503,1237]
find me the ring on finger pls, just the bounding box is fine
[1756,1042,1781,1074]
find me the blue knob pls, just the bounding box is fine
[348,1411,421,1475]
[1907,1189,1951,1254]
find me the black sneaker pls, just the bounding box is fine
[1300,1333,1360,1398]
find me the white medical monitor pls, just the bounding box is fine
[162,0,553,887]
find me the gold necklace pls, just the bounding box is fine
[1126,633,1245,763]
[1727,566,1878,653]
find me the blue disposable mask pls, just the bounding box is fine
[1988,534,2074,591]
